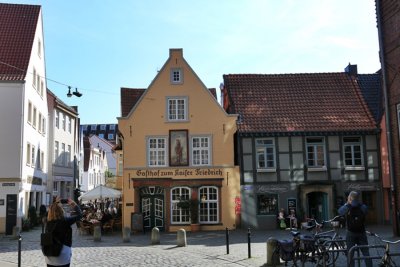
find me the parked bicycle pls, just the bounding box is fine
[363,231,400,267]
[272,216,345,267]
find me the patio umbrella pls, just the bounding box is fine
[78,185,121,202]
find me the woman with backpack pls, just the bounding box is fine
[43,198,82,267]
[338,191,372,267]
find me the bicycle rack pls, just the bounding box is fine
[319,239,347,267]
[348,244,400,267]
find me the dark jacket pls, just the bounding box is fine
[46,205,82,247]
[338,200,368,233]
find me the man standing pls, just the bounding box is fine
[338,191,372,267]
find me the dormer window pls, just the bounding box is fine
[170,68,183,84]
[167,97,188,121]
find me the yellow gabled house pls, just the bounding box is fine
[117,49,240,232]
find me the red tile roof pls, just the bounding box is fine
[0,3,40,81]
[223,73,377,133]
[120,87,218,118]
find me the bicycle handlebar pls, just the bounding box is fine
[366,231,400,244]
[306,215,343,227]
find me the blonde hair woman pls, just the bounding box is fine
[43,198,82,267]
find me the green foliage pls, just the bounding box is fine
[177,198,199,224]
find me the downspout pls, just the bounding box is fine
[376,0,399,236]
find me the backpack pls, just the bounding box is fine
[41,222,63,256]
[346,204,365,233]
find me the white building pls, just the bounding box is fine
[47,90,80,202]
[81,135,110,193]
[0,4,48,234]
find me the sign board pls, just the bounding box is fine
[287,198,297,212]
[131,212,143,233]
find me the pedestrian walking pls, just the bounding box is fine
[338,191,372,267]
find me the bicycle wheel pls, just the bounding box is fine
[316,241,340,267]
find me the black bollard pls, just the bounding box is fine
[18,234,21,267]
[247,228,251,258]
[226,227,230,254]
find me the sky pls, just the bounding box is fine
[2,0,380,124]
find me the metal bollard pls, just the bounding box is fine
[247,228,251,258]
[18,234,22,267]
[226,227,230,254]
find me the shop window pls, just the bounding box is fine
[257,194,278,215]
[199,186,219,223]
[171,187,190,224]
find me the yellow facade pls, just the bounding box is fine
[118,49,240,232]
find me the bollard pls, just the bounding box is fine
[225,227,230,254]
[266,237,279,266]
[18,234,21,267]
[93,225,101,242]
[122,227,131,243]
[151,227,160,245]
[247,228,251,258]
[177,229,187,247]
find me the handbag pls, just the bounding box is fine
[41,222,63,256]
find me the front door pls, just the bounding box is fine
[307,191,328,223]
[6,194,17,235]
[141,186,165,231]
[362,191,377,224]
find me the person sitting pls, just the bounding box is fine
[288,209,298,229]
[277,208,287,229]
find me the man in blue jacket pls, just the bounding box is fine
[338,191,372,267]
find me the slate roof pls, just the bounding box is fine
[120,87,218,118]
[223,73,377,134]
[357,73,383,124]
[0,3,40,81]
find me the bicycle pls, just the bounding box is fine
[365,231,400,267]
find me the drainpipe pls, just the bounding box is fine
[376,0,399,236]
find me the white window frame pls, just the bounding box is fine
[109,124,115,130]
[67,145,71,167]
[100,125,106,130]
[53,181,58,192]
[27,101,32,124]
[55,111,59,129]
[147,137,167,167]
[62,113,66,131]
[40,151,44,170]
[32,106,37,129]
[26,143,31,166]
[38,39,41,57]
[62,143,66,166]
[306,137,326,169]
[98,133,104,139]
[54,141,59,164]
[38,113,42,133]
[255,138,276,171]
[170,68,183,84]
[67,116,71,133]
[108,133,114,139]
[171,187,191,224]
[167,97,188,121]
[42,117,46,135]
[32,68,36,87]
[199,186,219,224]
[31,145,35,167]
[343,136,363,169]
[191,136,211,166]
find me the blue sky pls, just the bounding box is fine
[3,0,380,124]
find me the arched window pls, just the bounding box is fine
[199,186,219,223]
[171,187,190,224]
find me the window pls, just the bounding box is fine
[38,39,41,57]
[40,151,44,170]
[167,97,187,121]
[62,114,66,131]
[55,111,59,129]
[98,133,104,139]
[32,107,37,128]
[26,143,31,166]
[40,80,44,97]
[31,145,35,167]
[53,182,58,192]
[343,137,363,166]
[33,68,36,87]
[192,136,210,166]
[82,125,88,131]
[38,113,42,133]
[118,153,123,176]
[170,68,183,84]
[255,139,275,169]
[306,137,325,168]
[42,117,46,135]
[67,116,71,133]
[100,125,106,130]
[109,124,115,130]
[54,141,59,163]
[36,73,40,91]
[171,187,190,223]
[67,145,71,167]
[27,102,32,124]
[62,143,66,166]
[257,194,278,215]
[148,137,167,166]
[108,134,114,139]
[199,186,218,223]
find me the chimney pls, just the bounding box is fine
[345,63,358,77]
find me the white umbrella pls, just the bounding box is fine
[78,185,121,201]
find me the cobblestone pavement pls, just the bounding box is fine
[0,224,396,266]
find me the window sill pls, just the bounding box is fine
[345,166,365,171]
[257,168,276,173]
[307,167,327,172]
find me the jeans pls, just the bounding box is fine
[347,231,372,267]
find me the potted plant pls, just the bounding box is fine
[177,197,200,232]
